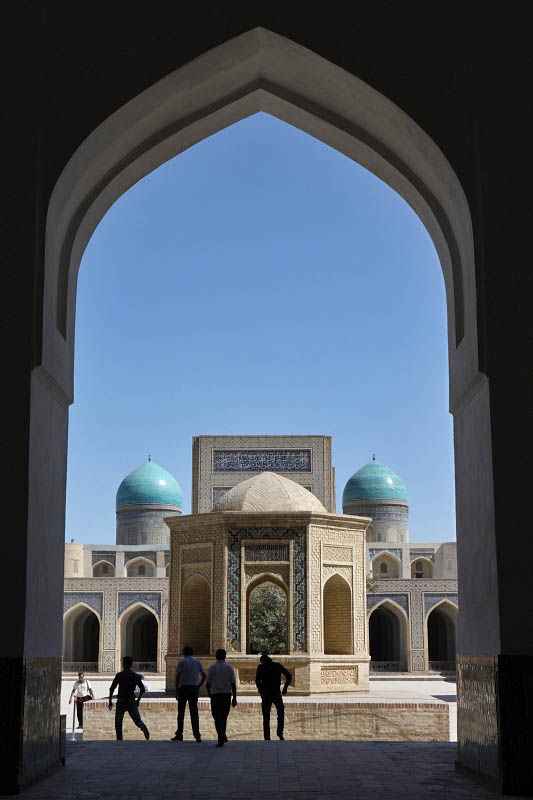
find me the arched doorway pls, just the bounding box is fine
[121,606,158,672]
[181,576,211,654]
[323,575,352,655]
[372,553,401,579]
[427,602,457,672]
[368,602,408,672]
[63,605,100,672]
[126,557,155,577]
[247,579,288,655]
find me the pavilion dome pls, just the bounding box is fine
[116,458,183,510]
[214,472,327,513]
[342,458,407,504]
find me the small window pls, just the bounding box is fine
[380,562,388,574]
[138,564,146,576]
[416,561,422,570]
[102,563,108,574]
[447,559,452,570]
[72,559,79,574]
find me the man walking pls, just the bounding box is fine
[69,672,94,729]
[255,652,291,740]
[171,646,206,742]
[206,649,237,747]
[108,656,150,740]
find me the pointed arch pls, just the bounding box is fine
[410,556,434,578]
[181,574,211,655]
[368,598,409,672]
[125,556,155,577]
[323,574,352,655]
[246,574,289,655]
[92,559,115,577]
[118,602,159,671]
[426,599,458,671]
[372,551,402,579]
[63,602,101,671]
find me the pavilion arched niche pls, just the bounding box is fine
[323,574,353,655]
[181,575,211,655]
[246,576,288,655]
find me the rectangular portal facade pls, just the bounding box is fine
[191,435,336,514]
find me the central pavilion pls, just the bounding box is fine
[165,472,371,694]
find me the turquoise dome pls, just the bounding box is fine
[342,459,407,504]
[116,459,182,509]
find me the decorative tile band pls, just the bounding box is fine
[91,552,116,566]
[367,593,409,616]
[213,449,311,472]
[423,593,458,616]
[64,592,103,617]
[227,527,307,652]
[117,592,161,618]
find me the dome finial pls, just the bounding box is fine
[148,454,152,462]
[372,453,376,461]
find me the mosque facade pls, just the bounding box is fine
[63,435,458,681]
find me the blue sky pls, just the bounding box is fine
[66,112,455,544]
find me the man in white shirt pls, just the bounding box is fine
[171,646,206,742]
[206,649,237,747]
[68,672,94,729]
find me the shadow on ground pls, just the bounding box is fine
[11,740,515,799]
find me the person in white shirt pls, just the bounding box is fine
[69,672,94,729]
[171,646,207,742]
[206,649,237,747]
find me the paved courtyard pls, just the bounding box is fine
[17,739,510,800]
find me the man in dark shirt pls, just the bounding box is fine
[109,656,150,740]
[255,652,291,740]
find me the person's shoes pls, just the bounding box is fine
[171,734,183,741]
[195,737,202,743]
[143,727,150,740]
[278,735,285,740]
[76,726,82,730]
[264,737,271,741]
[216,742,224,747]
[223,735,228,742]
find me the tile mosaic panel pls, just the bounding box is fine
[367,593,409,616]
[410,548,435,563]
[124,551,156,565]
[192,436,334,514]
[64,592,103,617]
[117,592,161,618]
[227,526,307,652]
[91,552,116,566]
[213,449,312,472]
[423,593,458,616]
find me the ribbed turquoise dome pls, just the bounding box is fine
[116,459,182,509]
[342,459,407,503]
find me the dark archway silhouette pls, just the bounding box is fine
[122,606,158,671]
[428,602,457,670]
[63,605,100,670]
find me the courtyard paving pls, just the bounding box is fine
[17,739,511,800]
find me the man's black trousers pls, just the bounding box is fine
[261,692,285,739]
[210,693,231,744]
[75,695,91,727]
[176,686,201,740]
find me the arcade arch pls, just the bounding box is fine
[368,600,409,672]
[411,558,433,578]
[63,603,100,670]
[372,553,401,579]
[427,600,458,670]
[323,574,352,655]
[181,575,211,654]
[92,560,115,577]
[120,604,159,671]
[126,557,155,577]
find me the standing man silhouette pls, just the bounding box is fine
[206,649,237,747]
[108,656,150,740]
[171,646,206,742]
[255,652,291,740]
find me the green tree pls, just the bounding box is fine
[249,581,287,654]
